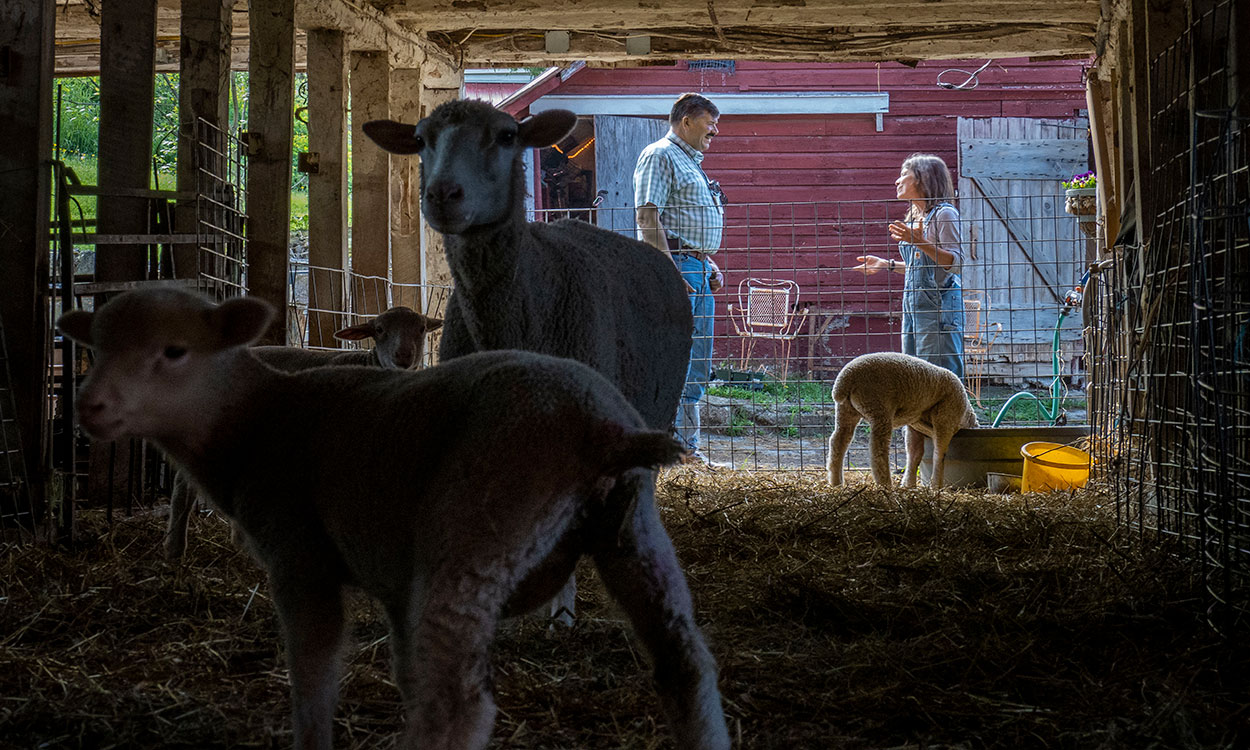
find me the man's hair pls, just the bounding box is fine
[901,153,956,221]
[670,93,719,125]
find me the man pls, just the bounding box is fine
[634,92,725,464]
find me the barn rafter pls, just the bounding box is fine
[50,0,1100,75]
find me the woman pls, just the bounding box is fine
[855,153,965,378]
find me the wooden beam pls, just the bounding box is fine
[448,25,1097,65]
[390,68,423,314]
[0,0,55,530]
[418,66,463,359]
[95,0,156,287]
[350,51,392,317]
[1085,72,1119,254]
[246,0,296,343]
[296,0,456,72]
[387,0,1101,30]
[306,28,350,348]
[175,0,233,280]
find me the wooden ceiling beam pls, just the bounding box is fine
[297,0,458,73]
[446,25,1097,66]
[387,0,1100,31]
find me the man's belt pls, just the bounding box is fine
[666,236,710,260]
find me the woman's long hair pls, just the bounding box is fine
[902,153,956,223]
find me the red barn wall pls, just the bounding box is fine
[534,59,1090,372]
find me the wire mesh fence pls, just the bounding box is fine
[1088,0,1248,632]
[537,191,1094,474]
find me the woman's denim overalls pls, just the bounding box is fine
[899,202,965,379]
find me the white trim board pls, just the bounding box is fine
[529,92,890,116]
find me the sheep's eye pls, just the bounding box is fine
[164,345,187,360]
[498,130,517,146]
[413,135,426,151]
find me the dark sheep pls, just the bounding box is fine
[58,288,730,750]
[165,306,442,559]
[363,100,694,624]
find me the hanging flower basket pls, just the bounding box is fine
[1065,187,1098,218]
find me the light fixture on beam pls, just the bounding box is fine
[625,35,651,56]
[545,30,570,54]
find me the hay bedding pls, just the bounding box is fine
[1,470,1245,749]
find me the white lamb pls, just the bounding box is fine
[826,352,979,489]
[58,288,729,750]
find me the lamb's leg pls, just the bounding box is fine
[164,470,195,559]
[384,601,420,707]
[402,573,501,750]
[826,404,859,486]
[904,426,925,489]
[270,571,347,750]
[546,576,577,627]
[930,427,956,490]
[868,419,895,487]
[591,478,730,750]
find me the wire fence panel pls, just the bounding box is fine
[1088,0,1248,632]
[538,191,1093,474]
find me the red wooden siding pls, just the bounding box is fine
[519,59,1090,373]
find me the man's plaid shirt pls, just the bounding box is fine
[633,132,724,253]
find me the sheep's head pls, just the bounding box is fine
[363,100,576,235]
[57,289,274,442]
[334,306,442,370]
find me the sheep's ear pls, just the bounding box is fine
[425,317,443,332]
[333,323,374,341]
[363,119,424,155]
[518,109,576,148]
[57,310,96,348]
[212,296,275,348]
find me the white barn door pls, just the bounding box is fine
[957,116,1091,384]
[593,115,669,236]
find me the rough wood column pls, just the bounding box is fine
[418,63,464,324]
[0,0,54,525]
[350,51,392,317]
[305,29,350,347]
[389,68,423,313]
[246,0,296,342]
[96,0,156,286]
[174,0,233,279]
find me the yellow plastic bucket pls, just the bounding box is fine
[1020,442,1090,492]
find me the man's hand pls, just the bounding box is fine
[707,258,724,292]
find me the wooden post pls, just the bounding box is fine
[96,0,156,286]
[174,0,233,280]
[306,29,350,347]
[1085,73,1119,255]
[390,68,423,313]
[92,0,157,509]
[0,0,54,528]
[350,51,392,318]
[418,63,464,324]
[246,0,296,343]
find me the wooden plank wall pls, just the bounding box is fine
[957,116,1091,384]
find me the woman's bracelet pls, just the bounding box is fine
[888,259,896,272]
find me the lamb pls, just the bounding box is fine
[256,305,442,371]
[163,306,442,559]
[58,288,729,750]
[363,100,693,626]
[826,352,979,489]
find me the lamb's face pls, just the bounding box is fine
[334,307,442,370]
[57,291,274,442]
[362,101,576,235]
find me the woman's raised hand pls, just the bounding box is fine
[852,255,887,274]
[888,219,923,245]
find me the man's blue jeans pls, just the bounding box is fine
[675,255,715,453]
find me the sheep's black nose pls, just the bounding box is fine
[426,179,464,206]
